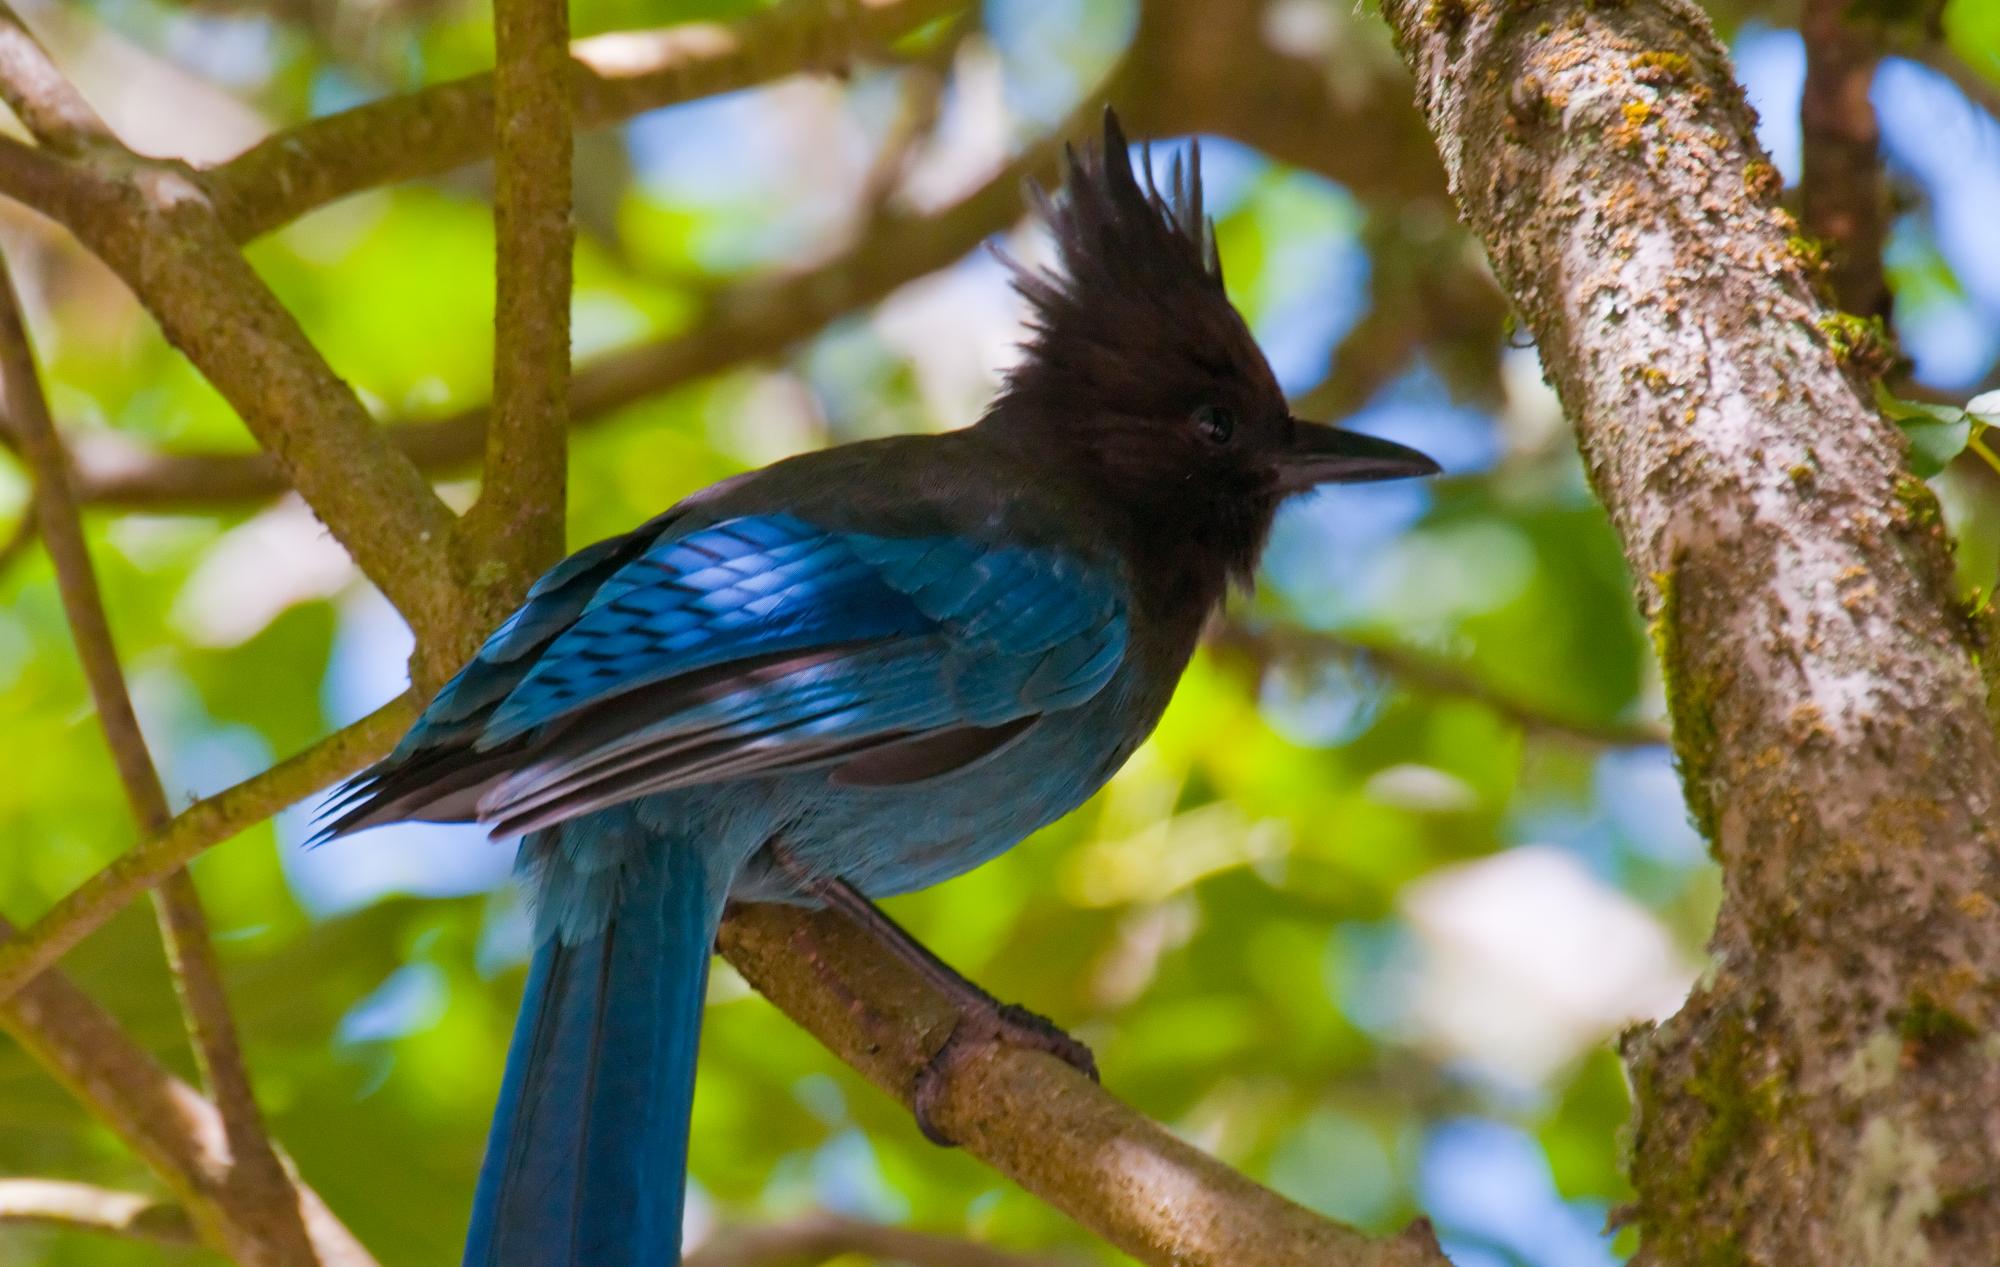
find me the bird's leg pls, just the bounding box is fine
[769,853,1097,1145]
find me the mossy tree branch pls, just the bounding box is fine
[1382,0,2000,1260]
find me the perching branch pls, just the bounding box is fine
[1383,0,2000,1259]
[717,904,1448,1267]
[1801,0,1890,319]
[205,0,965,243]
[683,1211,1071,1267]
[465,0,574,614]
[0,249,313,1265]
[0,1180,197,1247]
[0,692,416,1006]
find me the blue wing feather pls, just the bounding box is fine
[321,510,1129,841]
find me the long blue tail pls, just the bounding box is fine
[464,836,719,1266]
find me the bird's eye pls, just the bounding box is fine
[1192,404,1236,445]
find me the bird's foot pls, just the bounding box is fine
[912,1001,1098,1147]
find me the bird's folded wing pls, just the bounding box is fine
[319,513,1127,840]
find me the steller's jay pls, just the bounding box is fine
[320,108,1438,1266]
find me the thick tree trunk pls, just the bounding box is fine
[1381,0,2000,1261]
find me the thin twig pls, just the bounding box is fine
[63,114,1083,511]
[0,249,314,1263]
[205,0,966,242]
[684,1211,1073,1267]
[1801,0,1890,319]
[467,0,574,614]
[0,1179,197,1247]
[0,2,467,668]
[0,916,379,1265]
[1212,624,1670,748]
[0,691,415,1005]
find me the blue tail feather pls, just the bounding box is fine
[464,836,718,1266]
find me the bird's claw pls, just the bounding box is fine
[911,1002,1098,1147]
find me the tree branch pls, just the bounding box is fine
[717,904,1447,1267]
[0,6,113,155]
[1210,624,1669,748]
[0,1179,196,1247]
[1801,0,1890,319]
[0,692,416,1006]
[61,115,1075,512]
[1125,0,1443,203]
[0,248,313,1264]
[1382,0,2000,1258]
[684,1211,1071,1267]
[0,916,378,1265]
[0,5,469,668]
[463,0,574,617]
[205,0,965,243]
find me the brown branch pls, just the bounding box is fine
[0,5,469,668]
[0,133,93,224]
[63,115,1077,512]
[0,1179,197,1247]
[0,7,113,155]
[205,0,966,243]
[1801,0,1890,319]
[0,691,415,1005]
[464,0,574,617]
[684,1211,1072,1267]
[0,248,313,1264]
[1210,624,1670,748]
[1383,0,2000,1258]
[718,905,1446,1267]
[0,916,378,1265]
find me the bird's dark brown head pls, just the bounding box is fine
[984,108,1437,587]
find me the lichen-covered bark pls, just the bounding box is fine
[1381,0,2000,1261]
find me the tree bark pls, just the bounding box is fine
[1381,0,2000,1261]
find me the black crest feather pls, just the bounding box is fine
[995,108,1270,416]
[1006,108,1221,326]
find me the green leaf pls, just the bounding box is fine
[1875,381,1971,477]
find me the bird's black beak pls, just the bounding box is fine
[1275,418,1441,492]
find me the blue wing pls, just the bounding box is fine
[321,513,1127,840]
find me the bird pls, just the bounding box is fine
[317,107,1439,1267]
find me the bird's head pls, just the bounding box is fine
[986,109,1438,585]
